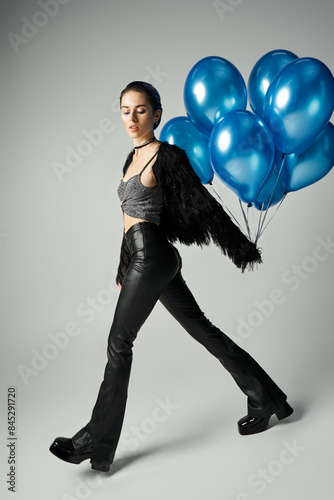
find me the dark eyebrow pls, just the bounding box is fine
[120,104,148,109]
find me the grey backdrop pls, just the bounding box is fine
[1,1,333,499]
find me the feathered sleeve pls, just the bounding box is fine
[153,142,262,272]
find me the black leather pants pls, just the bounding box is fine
[85,222,287,463]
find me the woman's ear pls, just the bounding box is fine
[154,108,162,124]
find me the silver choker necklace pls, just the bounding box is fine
[134,137,156,149]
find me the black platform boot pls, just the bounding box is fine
[238,401,294,435]
[49,427,93,464]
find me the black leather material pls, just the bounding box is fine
[238,401,294,435]
[49,428,93,464]
[85,221,287,464]
[86,222,181,463]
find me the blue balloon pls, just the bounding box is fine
[248,49,298,118]
[209,110,275,204]
[184,56,247,135]
[264,57,334,154]
[282,121,334,191]
[159,116,213,184]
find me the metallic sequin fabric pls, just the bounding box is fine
[117,169,163,225]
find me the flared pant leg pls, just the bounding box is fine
[159,270,287,417]
[85,223,181,463]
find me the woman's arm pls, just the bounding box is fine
[115,231,131,287]
[154,142,262,272]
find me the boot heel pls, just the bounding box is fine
[91,460,110,472]
[275,401,294,421]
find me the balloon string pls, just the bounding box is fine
[239,199,252,241]
[255,155,287,244]
[250,203,256,241]
[255,170,272,242]
[246,203,254,241]
[257,193,287,239]
[255,171,273,243]
[209,182,243,230]
[260,155,286,230]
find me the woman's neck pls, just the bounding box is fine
[133,137,158,158]
[133,136,156,150]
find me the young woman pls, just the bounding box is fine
[50,81,293,472]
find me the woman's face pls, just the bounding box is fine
[120,90,161,143]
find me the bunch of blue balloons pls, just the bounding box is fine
[160,51,334,211]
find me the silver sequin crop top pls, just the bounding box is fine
[117,150,163,225]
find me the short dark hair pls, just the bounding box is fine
[120,81,163,129]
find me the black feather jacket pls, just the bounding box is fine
[116,141,262,285]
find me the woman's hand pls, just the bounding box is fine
[118,281,122,291]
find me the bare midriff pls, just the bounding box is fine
[122,210,159,234]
